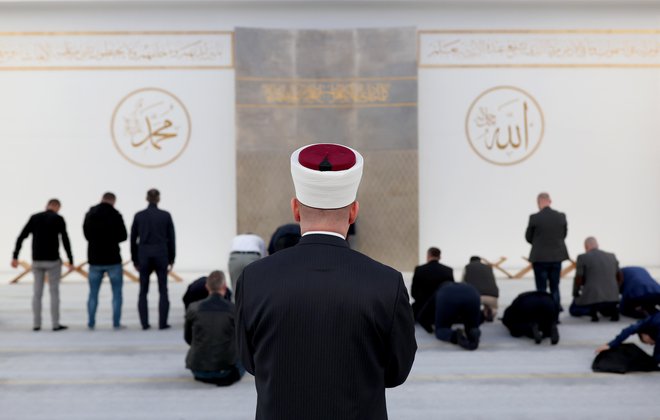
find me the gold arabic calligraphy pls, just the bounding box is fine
[125,100,178,151]
[476,101,530,152]
[261,82,391,105]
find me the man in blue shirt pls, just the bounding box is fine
[619,267,660,319]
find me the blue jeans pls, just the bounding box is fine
[88,264,123,328]
[533,262,562,313]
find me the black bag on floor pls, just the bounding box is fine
[592,343,659,374]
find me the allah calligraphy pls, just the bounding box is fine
[261,82,391,105]
[465,86,544,166]
[111,88,191,168]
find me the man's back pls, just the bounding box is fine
[526,207,569,262]
[84,203,127,265]
[411,260,454,314]
[575,249,620,305]
[621,267,660,300]
[236,234,416,420]
[131,204,175,260]
[463,261,498,297]
[185,294,237,372]
[17,210,69,261]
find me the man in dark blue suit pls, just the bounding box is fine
[525,192,569,313]
[131,188,176,330]
[236,144,417,420]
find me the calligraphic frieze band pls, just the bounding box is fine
[0,32,233,70]
[419,30,660,67]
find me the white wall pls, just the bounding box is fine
[0,1,658,274]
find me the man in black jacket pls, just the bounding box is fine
[185,271,243,386]
[411,247,454,331]
[12,198,73,331]
[83,192,128,329]
[131,189,176,330]
[525,192,569,313]
[462,256,499,322]
[237,143,417,420]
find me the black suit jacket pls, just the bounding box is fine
[525,206,569,263]
[410,260,454,316]
[130,203,176,264]
[236,234,417,420]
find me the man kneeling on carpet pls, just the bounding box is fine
[184,270,244,386]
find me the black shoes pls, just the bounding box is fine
[53,325,68,331]
[159,325,171,330]
[610,313,620,322]
[142,325,151,330]
[33,326,40,331]
[531,323,542,344]
[550,323,560,345]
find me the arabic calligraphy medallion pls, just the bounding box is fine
[465,86,544,166]
[111,87,191,168]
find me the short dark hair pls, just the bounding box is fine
[146,189,160,204]
[638,323,658,340]
[470,256,481,262]
[47,198,60,207]
[427,247,441,259]
[102,192,116,202]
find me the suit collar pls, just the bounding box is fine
[297,233,349,249]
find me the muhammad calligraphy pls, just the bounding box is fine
[111,88,191,168]
[465,86,544,166]
[419,31,660,67]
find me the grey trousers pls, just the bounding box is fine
[228,253,261,293]
[32,260,62,328]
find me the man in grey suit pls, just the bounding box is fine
[570,237,622,322]
[525,192,569,313]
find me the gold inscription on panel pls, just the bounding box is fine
[465,86,544,166]
[261,82,391,105]
[111,87,191,169]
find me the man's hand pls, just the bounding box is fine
[167,264,173,273]
[133,264,139,271]
[10,259,19,269]
[595,344,610,354]
[66,262,75,274]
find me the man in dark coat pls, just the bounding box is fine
[525,192,569,312]
[83,192,128,329]
[236,143,417,420]
[619,266,660,319]
[411,247,454,327]
[595,312,660,366]
[131,188,176,330]
[185,271,243,386]
[503,291,559,345]
[462,256,499,322]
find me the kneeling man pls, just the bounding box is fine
[434,282,481,350]
[503,291,559,345]
[184,270,243,386]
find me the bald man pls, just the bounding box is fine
[570,237,622,322]
[525,192,569,314]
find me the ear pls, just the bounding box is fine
[348,201,359,224]
[291,198,301,222]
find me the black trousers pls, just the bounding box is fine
[138,253,169,329]
[620,294,660,319]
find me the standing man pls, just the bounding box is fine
[12,198,73,331]
[236,143,417,420]
[525,192,569,312]
[227,233,266,292]
[83,192,128,330]
[570,237,622,322]
[131,188,175,330]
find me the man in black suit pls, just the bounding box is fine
[236,143,417,420]
[411,247,454,331]
[503,291,560,345]
[525,192,569,313]
[131,188,176,330]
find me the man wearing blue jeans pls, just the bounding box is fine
[525,192,570,314]
[83,192,128,329]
